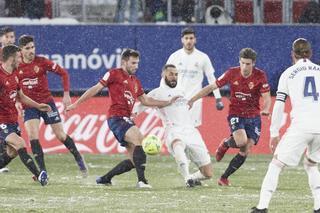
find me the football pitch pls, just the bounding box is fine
[0,154,314,213]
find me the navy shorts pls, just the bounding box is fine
[0,123,21,142]
[24,101,61,124]
[227,115,261,144]
[107,116,135,147]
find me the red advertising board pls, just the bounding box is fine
[19,97,290,155]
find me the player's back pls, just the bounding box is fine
[284,59,320,133]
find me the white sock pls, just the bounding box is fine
[304,159,320,210]
[172,143,190,181]
[257,159,283,209]
[190,170,207,181]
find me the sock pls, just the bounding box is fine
[257,159,283,209]
[190,170,208,181]
[221,153,246,179]
[102,159,134,182]
[18,148,40,177]
[172,143,190,181]
[223,137,238,148]
[133,146,147,183]
[0,152,14,168]
[63,135,82,161]
[304,159,320,210]
[30,139,46,171]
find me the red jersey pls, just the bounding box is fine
[0,66,19,124]
[17,56,70,109]
[216,66,270,117]
[99,68,144,118]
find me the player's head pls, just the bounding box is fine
[181,27,196,52]
[239,48,257,77]
[162,64,178,88]
[291,38,312,62]
[2,44,21,69]
[19,35,35,62]
[121,48,140,75]
[0,27,15,46]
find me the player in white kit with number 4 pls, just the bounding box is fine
[135,64,212,187]
[252,38,320,213]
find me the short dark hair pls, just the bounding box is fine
[181,27,195,37]
[0,26,14,37]
[162,64,176,72]
[121,48,140,61]
[2,44,20,62]
[292,38,312,59]
[239,48,257,61]
[18,35,34,47]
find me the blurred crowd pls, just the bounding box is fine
[0,0,319,24]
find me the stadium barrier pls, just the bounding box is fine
[20,97,290,155]
[12,25,320,94]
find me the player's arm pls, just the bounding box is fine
[203,55,224,110]
[46,59,71,107]
[17,90,51,112]
[138,93,179,108]
[133,90,157,115]
[188,82,218,108]
[66,82,104,111]
[260,91,271,116]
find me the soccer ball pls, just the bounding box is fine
[142,135,162,155]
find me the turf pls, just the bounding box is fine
[0,154,314,213]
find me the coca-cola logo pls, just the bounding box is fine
[41,102,165,154]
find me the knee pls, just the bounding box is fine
[235,139,247,147]
[15,139,26,150]
[56,132,67,142]
[203,169,213,179]
[7,146,18,158]
[271,158,285,169]
[303,157,317,171]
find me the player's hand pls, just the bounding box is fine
[215,98,224,111]
[269,136,280,153]
[260,110,271,119]
[38,103,52,112]
[66,103,77,112]
[187,100,194,109]
[168,96,181,105]
[15,101,23,117]
[62,93,72,108]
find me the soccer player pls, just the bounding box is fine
[17,35,88,177]
[66,49,179,188]
[251,39,320,213]
[189,48,271,186]
[0,26,17,173]
[0,45,50,186]
[162,27,224,128]
[134,64,212,187]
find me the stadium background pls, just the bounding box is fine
[2,0,320,155]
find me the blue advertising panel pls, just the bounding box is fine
[13,25,320,93]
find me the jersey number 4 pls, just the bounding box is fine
[304,76,319,101]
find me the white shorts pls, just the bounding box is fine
[165,126,211,167]
[274,129,320,166]
[189,99,202,127]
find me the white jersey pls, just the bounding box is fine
[275,59,320,133]
[147,85,194,129]
[166,48,218,99]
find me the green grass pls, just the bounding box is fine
[0,154,314,213]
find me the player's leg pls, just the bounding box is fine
[171,140,190,184]
[96,142,135,185]
[44,101,87,176]
[24,107,46,172]
[0,144,17,171]
[124,125,150,187]
[254,131,307,211]
[304,135,320,212]
[24,118,46,172]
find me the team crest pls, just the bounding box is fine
[5,81,9,85]
[34,66,40,73]
[19,70,23,74]
[233,81,239,85]
[248,82,254,89]
[194,62,199,67]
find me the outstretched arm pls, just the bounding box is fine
[66,82,104,111]
[138,94,179,108]
[188,82,218,108]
